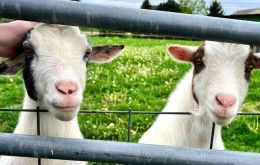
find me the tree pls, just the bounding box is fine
[179,0,193,14]
[179,0,208,15]
[208,0,224,17]
[156,0,181,13]
[141,0,152,9]
[180,5,193,14]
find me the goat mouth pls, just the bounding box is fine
[57,107,77,112]
[213,112,233,121]
[51,104,78,112]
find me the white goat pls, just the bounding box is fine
[139,41,260,149]
[0,23,124,165]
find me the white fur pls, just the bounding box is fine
[0,24,123,165]
[0,94,84,165]
[0,24,90,165]
[139,41,253,150]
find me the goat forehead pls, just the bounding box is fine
[29,24,89,58]
[204,41,250,62]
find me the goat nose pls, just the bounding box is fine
[55,81,78,95]
[216,93,236,109]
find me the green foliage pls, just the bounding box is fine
[156,0,181,13]
[0,36,259,155]
[223,103,260,152]
[0,18,12,23]
[141,0,152,9]
[179,0,208,15]
[140,0,208,14]
[179,0,193,13]
[180,5,193,14]
[208,0,224,17]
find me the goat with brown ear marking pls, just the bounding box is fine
[139,41,259,150]
[0,23,124,165]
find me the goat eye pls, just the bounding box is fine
[23,41,34,53]
[248,64,254,70]
[195,58,203,65]
[85,49,92,55]
[83,48,92,61]
[84,48,92,58]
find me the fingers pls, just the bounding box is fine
[0,20,37,58]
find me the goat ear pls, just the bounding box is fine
[254,53,260,68]
[168,45,197,62]
[0,53,24,76]
[86,45,124,63]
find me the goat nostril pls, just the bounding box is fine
[216,93,236,108]
[216,96,222,105]
[57,87,67,95]
[55,81,78,95]
[68,89,74,94]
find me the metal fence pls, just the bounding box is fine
[0,108,259,164]
[1,0,260,45]
[1,132,260,165]
[1,108,259,145]
[0,0,260,164]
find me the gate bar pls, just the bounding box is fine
[1,0,260,45]
[0,133,259,165]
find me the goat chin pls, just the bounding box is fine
[53,108,79,121]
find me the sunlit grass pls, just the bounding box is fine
[0,36,259,155]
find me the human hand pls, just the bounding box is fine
[0,20,37,57]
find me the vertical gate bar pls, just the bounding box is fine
[36,107,41,136]
[127,109,132,142]
[36,106,41,165]
[209,122,216,149]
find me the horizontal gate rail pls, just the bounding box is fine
[1,0,260,45]
[0,133,259,165]
[0,109,259,115]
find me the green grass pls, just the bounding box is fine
[0,37,259,157]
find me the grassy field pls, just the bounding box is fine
[0,36,259,157]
